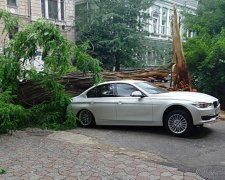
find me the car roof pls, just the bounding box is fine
[97,79,144,85]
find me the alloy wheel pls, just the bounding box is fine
[168,113,188,134]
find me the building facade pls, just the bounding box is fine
[143,0,198,66]
[0,0,75,54]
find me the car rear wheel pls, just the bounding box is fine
[78,110,95,127]
[165,110,193,136]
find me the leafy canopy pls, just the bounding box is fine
[0,11,102,133]
[0,9,18,35]
[76,0,154,70]
[184,0,225,108]
[184,0,225,36]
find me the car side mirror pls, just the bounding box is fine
[131,91,145,98]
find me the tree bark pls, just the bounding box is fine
[171,5,191,90]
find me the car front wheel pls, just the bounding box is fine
[78,109,95,127]
[165,110,193,136]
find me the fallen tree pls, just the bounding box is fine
[17,68,170,107]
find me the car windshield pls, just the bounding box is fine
[135,82,168,94]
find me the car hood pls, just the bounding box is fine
[152,91,218,103]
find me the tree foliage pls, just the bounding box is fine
[0,19,77,133]
[0,10,102,133]
[76,0,154,71]
[185,0,225,36]
[0,9,18,35]
[184,0,225,108]
[73,42,102,82]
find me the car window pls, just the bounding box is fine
[116,83,139,97]
[87,84,114,98]
[86,87,97,98]
[135,82,167,94]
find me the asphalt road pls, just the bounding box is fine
[69,120,225,173]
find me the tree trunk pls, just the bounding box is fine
[171,5,191,91]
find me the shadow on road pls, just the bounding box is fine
[187,126,213,139]
[91,125,213,139]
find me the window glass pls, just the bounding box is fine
[87,84,114,98]
[87,87,97,98]
[116,84,138,97]
[48,0,58,19]
[7,0,16,6]
[135,82,167,94]
[41,0,45,17]
[61,0,64,20]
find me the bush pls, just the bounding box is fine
[0,90,31,134]
[185,30,225,109]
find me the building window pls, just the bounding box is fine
[61,0,64,20]
[161,20,166,35]
[41,0,45,17]
[153,18,159,34]
[41,0,65,20]
[152,10,159,34]
[48,0,58,19]
[7,0,17,6]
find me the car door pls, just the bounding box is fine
[86,83,117,125]
[115,83,153,125]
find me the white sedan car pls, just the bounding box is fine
[71,80,220,136]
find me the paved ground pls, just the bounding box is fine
[0,113,225,180]
[69,119,225,172]
[0,129,203,180]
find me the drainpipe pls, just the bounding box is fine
[28,0,31,23]
[74,0,76,42]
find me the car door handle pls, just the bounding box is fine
[118,102,122,104]
[90,102,94,105]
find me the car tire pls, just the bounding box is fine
[165,110,193,136]
[78,109,95,127]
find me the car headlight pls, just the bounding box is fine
[192,102,213,108]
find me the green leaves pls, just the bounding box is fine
[0,90,31,134]
[0,10,102,133]
[0,57,20,92]
[0,168,6,174]
[0,9,18,35]
[184,1,225,105]
[8,19,72,76]
[74,42,103,83]
[76,0,154,70]
[184,0,225,36]
[0,15,77,133]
